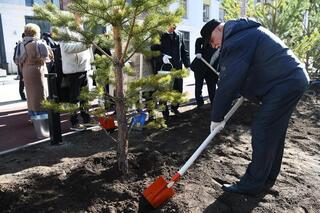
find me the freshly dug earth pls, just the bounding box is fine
[0,91,319,212]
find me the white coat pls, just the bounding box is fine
[60,41,92,74]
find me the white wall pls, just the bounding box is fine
[0,0,26,5]
[0,3,33,74]
[175,0,220,61]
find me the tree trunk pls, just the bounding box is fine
[304,7,310,72]
[113,25,129,175]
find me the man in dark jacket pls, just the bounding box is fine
[201,18,309,195]
[160,24,190,116]
[13,33,26,101]
[190,37,219,107]
[42,32,66,101]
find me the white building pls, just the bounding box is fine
[0,0,220,75]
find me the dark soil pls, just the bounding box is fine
[0,90,319,213]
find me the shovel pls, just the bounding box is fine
[197,54,219,76]
[143,96,244,208]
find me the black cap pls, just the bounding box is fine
[200,19,221,43]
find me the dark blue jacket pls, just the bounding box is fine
[212,19,309,122]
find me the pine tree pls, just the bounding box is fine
[221,0,320,74]
[34,0,188,175]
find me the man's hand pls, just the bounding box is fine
[196,53,202,59]
[210,121,226,133]
[162,54,172,64]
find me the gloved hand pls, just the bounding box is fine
[196,53,202,59]
[210,121,226,133]
[162,54,172,64]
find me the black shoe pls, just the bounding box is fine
[196,104,204,111]
[197,104,203,108]
[196,100,204,108]
[222,183,259,196]
[21,97,27,101]
[171,108,180,115]
[70,123,86,131]
[222,183,242,194]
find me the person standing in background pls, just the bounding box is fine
[59,15,93,131]
[190,37,219,108]
[160,24,190,117]
[42,32,66,102]
[17,23,53,139]
[13,33,26,101]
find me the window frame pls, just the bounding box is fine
[203,4,210,22]
[179,30,190,54]
[182,0,188,19]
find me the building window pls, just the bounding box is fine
[25,0,33,6]
[59,0,70,10]
[25,16,51,35]
[25,0,60,7]
[182,0,188,19]
[180,31,190,53]
[219,8,225,22]
[0,14,8,71]
[203,4,210,22]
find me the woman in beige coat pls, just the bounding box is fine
[18,23,53,117]
[17,23,53,139]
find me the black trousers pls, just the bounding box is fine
[171,77,183,110]
[18,68,26,99]
[194,70,217,106]
[238,82,307,193]
[65,72,91,125]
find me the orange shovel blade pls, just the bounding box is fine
[143,176,175,208]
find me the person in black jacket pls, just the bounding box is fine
[201,18,309,195]
[42,32,67,102]
[13,33,26,100]
[190,37,219,108]
[160,24,190,117]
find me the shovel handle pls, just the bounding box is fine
[224,97,244,121]
[198,56,219,76]
[177,97,244,177]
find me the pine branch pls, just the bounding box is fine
[125,34,153,63]
[75,2,112,25]
[121,6,138,61]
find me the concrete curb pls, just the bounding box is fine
[0,75,18,86]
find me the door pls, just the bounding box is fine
[0,14,7,72]
[25,16,51,35]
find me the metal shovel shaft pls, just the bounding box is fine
[198,56,219,76]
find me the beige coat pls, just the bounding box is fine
[21,40,52,113]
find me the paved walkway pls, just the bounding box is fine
[0,75,72,152]
[0,73,206,153]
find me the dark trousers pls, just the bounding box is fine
[238,83,307,193]
[18,68,26,100]
[171,77,183,110]
[194,70,217,106]
[65,72,91,125]
[19,79,25,99]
